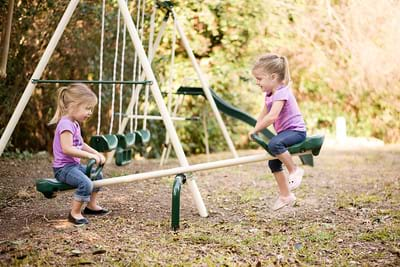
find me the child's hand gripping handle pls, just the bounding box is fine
[86,158,104,180]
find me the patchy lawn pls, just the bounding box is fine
[0,145,399,266]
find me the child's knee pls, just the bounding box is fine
[78,178,94,195]
[268,139,286,156]
[268,160,283,172]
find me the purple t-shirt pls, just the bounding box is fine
[265,85,306,134]
[52,117,83,168]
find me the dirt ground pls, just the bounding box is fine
[0,145,399,266]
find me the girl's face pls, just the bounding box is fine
[252,68,281,94]
[69,102,95,123]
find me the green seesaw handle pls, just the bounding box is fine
[86,158,104,180]
[250,133,273,155]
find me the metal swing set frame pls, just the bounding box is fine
[0,0,324,230]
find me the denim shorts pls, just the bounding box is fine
[53,163,103,202]
[267,130,307,173]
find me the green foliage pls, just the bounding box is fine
[0,0,399,157]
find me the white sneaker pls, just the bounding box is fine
[288,167,304,191]
[271,193,296,211]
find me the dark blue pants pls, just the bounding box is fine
[268,130,306,173]
[54,163,102,202]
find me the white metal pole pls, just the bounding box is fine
[0,0,80,156]
[172,11,238,159]
[119,18,168,135]
[94,151,310,187]
[117,0,208,217]
[105,17,169,164]
[160,94,184,166]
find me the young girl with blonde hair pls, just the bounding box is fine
[249,53,306,210]
[49,84,109,225]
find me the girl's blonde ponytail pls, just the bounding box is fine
[48,87,68,125]
[281,55,291,86]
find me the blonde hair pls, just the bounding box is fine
[252,53,291,85]
[48,83,97,125]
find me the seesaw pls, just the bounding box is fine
[36,135,324,230]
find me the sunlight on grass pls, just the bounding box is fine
[358,227,400,242]
[336,192,384,208]
[298,224,336,244]
[239,187,263,203]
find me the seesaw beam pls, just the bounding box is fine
[93,151,311,187]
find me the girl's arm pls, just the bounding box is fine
[82,143,106,164]
[60,132,103,164]
[256,104,268,122]
[252,100,285,133]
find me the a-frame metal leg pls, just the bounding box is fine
[172,10,238,159]
[106,16,169,164]
[117,0,208,217]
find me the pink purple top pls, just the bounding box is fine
[265,85,306,134]
[52,116,83,168]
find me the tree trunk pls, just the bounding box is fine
[0,0,15,79]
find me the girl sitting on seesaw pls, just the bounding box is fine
[249,53,306,211]
[49,83,109,225]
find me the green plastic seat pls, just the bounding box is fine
[116,133,136,149]
[115,147,132,166]
[135,129,151,146]
[36,179,75,199]
[89,134,118,152]
[287,135,325,156]
[36,159,103,199]
[251,134,325,157]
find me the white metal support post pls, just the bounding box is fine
[106,16,169,164]
[0,0,80,156]
[117,0,208,217]
[172,10,238,159]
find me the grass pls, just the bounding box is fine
[359,227,400,242]
[1,147,400,266]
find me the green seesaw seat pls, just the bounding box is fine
[251,134,324,157]
[36,159,103,199]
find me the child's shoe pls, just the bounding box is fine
[271,193,296,211]
[288,167,304,191]
[83,207,111,216]
[68,212,89,225]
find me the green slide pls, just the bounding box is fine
[176,86,314,166]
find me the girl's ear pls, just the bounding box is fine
[270,73,279,81]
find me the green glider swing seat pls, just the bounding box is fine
[89,134,118,152]
[134,129,151,146]
[115,133,135,166]
[250,134,325,157]
[116,132,136,148]
[114,129,151,166]
[36,159,103,199]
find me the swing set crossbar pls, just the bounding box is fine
[31,79,153,85]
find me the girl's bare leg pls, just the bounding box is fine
[87,192,103,210]
[276,151,297,174]
[273,171,291,197]
[71,200,84,219]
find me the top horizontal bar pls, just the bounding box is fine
[31,79,153,85]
